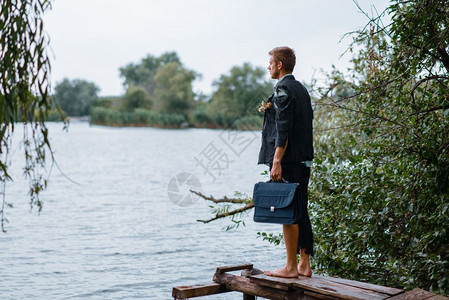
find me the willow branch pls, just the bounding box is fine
[190,189,249,204]
[437,140,449,155]
[315,69,411,105]
[197,202,254,224]
[437,46,449,73]
[410,75,449,107]
[315,120,373,133]
[411,104,449,116]
[318,101,407,129]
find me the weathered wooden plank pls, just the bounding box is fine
[248,274,403,296]
[249,275,297,290]
[294,276,392,300]
[172,282,229,299]
[316,275,404,296]
[388,288,449,300]
[214,271,306,300]
[250,274,390,300]
[304,290,346,300]
[216,263,253,274]
[427,295,449,300]
[173,265,448,300]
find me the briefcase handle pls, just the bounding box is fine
[267,177,289,183]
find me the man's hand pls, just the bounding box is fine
[271,161,282,181]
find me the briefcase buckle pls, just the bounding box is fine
[270,206,275,212]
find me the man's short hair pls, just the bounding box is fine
[269,47,296,73]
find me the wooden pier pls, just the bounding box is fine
[172,264,448,299]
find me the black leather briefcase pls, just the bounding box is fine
[252,181,300,224]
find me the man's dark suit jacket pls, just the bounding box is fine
[258,74,314,165]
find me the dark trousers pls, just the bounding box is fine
[271,162,314,256]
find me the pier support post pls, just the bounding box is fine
[241,266,263,300]
[242,293,256,300]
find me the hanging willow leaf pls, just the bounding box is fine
[0,0,64,232]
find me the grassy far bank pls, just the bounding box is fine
[46,105,264,130]
[83,89,266,129]
[89,107,187,128]
[89,107,264,130]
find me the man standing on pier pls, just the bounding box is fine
[258,46,314,278]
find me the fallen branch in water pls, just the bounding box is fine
[197,203,254,224]
[191,189,254,224]
[190,190,249,204]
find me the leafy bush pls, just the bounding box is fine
[90,107,186,127]
[309,0,449,294]
[206,63,272,125]
[120,85,153,112]
[232,115,263,130]
[191,104,213,127]
[44,109,67,122]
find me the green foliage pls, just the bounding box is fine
[54,78,99,116]
[154,61,196,115]
[191,102,214,127]
[112,56,272,128]
[310,0,449,294]
[0,0,62,230]
[257,232,284,246]
[44,109,67,122]
[93,96,116,109]
[231,115,263,130]
[207,63,272,126]
[120,85,153,112]
[90,107,186,127]
[119,52,180,94]
[119,52,196,115]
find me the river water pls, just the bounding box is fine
[0,122,284,299]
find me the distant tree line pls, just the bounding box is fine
[53,52,273,128]
[54,79,99,117]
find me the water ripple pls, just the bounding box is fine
[1,123,284,299]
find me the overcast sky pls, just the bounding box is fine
[44,0,390,97]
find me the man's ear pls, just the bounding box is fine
[277,61,283,70]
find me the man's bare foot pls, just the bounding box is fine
[297,261,312,277]
[264,266,299,278]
